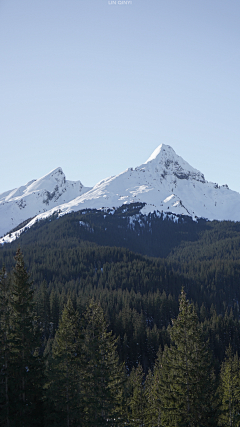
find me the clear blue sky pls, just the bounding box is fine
[1,0,240,193]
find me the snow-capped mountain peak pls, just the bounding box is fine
[144,144,205,183]
[145,143,173,162]
[0,167,65,203]
[1,143,240,244]
[0,167,91,238]
[24,167,65,194]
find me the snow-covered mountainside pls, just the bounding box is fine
[1,144,240,244]
[0,167,91,238]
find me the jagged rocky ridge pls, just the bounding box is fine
[1,144,240,244]
[0,167,91,238]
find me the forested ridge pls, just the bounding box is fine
[1,208,240,425]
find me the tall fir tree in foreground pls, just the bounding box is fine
[0,266,11,426]
[218,346,240,427]
[149,347,166,427]
[81,301,126,427]
[153,289,217,427]
[127,364,146,427]
[7,249,43,427]
[45,298,82,427]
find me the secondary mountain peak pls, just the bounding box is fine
[24,167,66,194]
[0,167,91,238]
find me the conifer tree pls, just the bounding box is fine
[149,348,165,427]
[50,290,60,334]
[128,364,147,427]
[218,346,240,427]
[81,301,125,427]
[143,369,157,427]
[153,289,217,427]
[0,266,11,427]
[37,280,50,341]
[45,298,82,427]
[7,249,43,427]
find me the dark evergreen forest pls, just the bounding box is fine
[1,204,240,426]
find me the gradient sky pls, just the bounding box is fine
[1,0,240,194]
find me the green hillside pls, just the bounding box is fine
[2,207,240,425]
[1,205,240,369]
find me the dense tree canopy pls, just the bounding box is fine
[2,209,240,425]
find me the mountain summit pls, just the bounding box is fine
[1,144,240,243]
[144,144,205,183]
[0,167,91,238]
